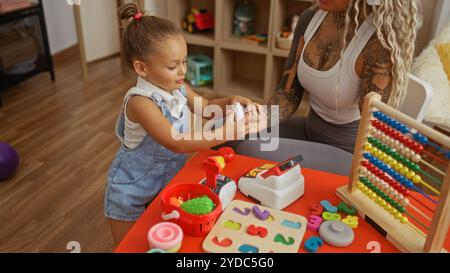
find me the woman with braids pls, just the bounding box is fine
[266,0,420,153]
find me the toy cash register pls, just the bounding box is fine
[237,155,305,210]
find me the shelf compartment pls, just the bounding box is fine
[272,0,313,51]
[171,0,216,46]
[269,55,288,96]
[218,48,266,101]
[220,0,271,49]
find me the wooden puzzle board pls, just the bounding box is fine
[202,200,307,253]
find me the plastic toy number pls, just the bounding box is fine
[66,241,81,253]
[304,236,323,253]
[366,241,381,253]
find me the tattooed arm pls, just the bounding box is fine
[267,86,302,125]
[359,35,393,109]
[267,8,316,125]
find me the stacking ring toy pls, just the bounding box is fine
[147,222,183,253]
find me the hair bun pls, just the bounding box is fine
[118,3,140,22]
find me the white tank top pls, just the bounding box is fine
[297,10,376,124]
[122,77,187,149]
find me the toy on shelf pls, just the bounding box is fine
[160,183,222,237]
[276,14,299,50]
[186,54,213,87]
[182,8,214,33]
[237,154,305,209]
[202,200,307,253]
[147,222,183,253]
[336,92,450,253]
[233,0,255,37]
[243,33,268,45]
[200,152,237,210]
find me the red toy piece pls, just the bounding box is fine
[309,204,324,216]
[203,156,225,189]
[217,147,236,163]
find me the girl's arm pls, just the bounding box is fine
[127,95,248,154]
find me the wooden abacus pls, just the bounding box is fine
[336,92,450,253]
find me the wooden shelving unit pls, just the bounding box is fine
[158,0,313,103]
[0,0,54,106]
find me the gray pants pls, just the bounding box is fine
[214,109,359,154]
[279,109,360,154]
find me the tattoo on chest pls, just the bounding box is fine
[304,35,341,71]
[333,12,346,30]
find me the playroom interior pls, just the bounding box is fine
[0,0,449,253]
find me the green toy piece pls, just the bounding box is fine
[337,201,357,216]
[181,195,215,215]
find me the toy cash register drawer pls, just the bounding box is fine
[237,157,305,210]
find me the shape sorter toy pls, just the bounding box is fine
[202,200,307,253]
[238,155,305,210]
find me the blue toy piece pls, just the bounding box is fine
[186,54,213,87]
[304,236,324,253]
[0,142,19,181]
[320,200,338,213]
[233,0,256,36]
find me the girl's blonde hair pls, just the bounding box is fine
[118,3,182,70]
[315,0,420,109]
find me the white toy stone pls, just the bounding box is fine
[232,102,245,121]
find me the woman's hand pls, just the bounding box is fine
[230,95,264,115]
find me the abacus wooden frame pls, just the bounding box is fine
[336,92,450,253]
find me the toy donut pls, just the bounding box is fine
[147,222,183,253]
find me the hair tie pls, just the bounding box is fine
[134,12,143,20]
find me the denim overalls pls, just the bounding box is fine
[104,85,188,222]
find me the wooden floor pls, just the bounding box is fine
[0,53,137,252]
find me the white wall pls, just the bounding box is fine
[144,0,167,17]
[431,0,450,38]
[78,0,120,63]
[42,0,78,55]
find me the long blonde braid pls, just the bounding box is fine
[343,0,419,109]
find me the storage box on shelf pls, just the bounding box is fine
[158,0,313,103]
[186,44,215,95]
[272,0,313,57]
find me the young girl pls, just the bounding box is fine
[105,3,263,246]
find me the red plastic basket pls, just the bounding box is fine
[160,183,222,237]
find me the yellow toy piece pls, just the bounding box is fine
[342,215,359,229]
